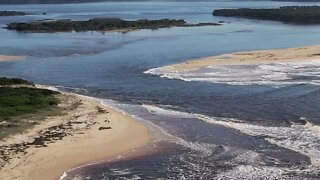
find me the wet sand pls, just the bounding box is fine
[161,45,320,73]
[0,85,151,180]
[0,55,24,62]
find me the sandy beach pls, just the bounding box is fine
[164,45,320,72]
[0,85,151,180]
[0,55,24,62]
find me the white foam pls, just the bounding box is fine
[54,85,89,93]
[142,104,320,178]
[216,165,289,180]
[145,61,320,86]
[103,101,176,142]
[174,136,294,179]
[59,172,67,180]
[109,168,132,175]
[177,139,216,156]
[141,104,194,118]
[53,86,320,178]
[197,115,320,166]
[50,94,161,180]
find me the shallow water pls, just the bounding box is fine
[1,1,320,179]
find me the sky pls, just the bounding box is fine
[0,0,254,4]
[0,0,111,4]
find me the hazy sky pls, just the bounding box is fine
[0,0,179,4]
[0,0,239,4]
[0,0,112,4]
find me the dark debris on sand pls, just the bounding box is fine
[0,112,110,167]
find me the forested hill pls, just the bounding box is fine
[213,6,320,24]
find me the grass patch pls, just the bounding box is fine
[0,87,58,118]
[0,85,62,140]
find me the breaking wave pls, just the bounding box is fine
[141,104,320,179]
[145,60,320,86]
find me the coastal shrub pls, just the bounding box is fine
[0,87,58,118]
[213,6,320,24]
[0,11,27,16]
[6,18,187,32]
[0,77,34,86]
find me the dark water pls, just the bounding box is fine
[1,1,320,179]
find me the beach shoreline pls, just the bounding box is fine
[0,85,151,180]
[0,55,24,62]
[154,45,320,73]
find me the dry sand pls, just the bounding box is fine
[166,45,320,72]
[0,55,24,62]
[0,86,151,180]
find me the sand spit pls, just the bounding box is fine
[158,45,320,73]
[0,85,151,180]
[0,55,24,62]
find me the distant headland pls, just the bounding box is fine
[213,6,320,24]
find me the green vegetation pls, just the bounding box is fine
[6,18,221,32]
[0,87,58,118]
[0,11,27,16]
[0,77,60,139]
[0,77,34,86]
[213,6,320,24]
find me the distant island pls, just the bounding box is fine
[5,18,221,33]
[213,6,320,24]
[0,11,27,16]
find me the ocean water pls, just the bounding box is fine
[1,1,320,179]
